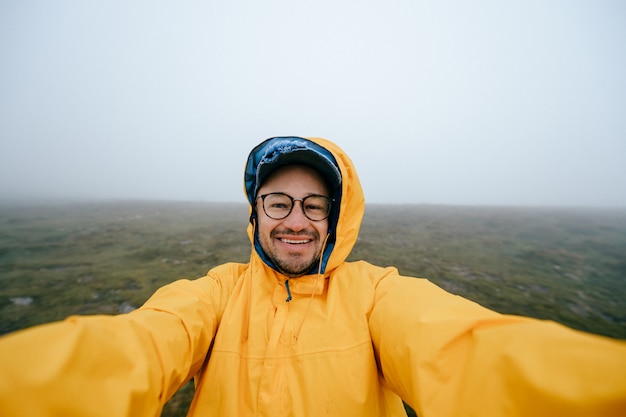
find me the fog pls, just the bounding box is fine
[1,1,625,207]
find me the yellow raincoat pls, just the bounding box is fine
[0,137,625,416]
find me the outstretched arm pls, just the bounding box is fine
[0,277,221,417]
[370,270,626,417]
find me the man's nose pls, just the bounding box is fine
[283,200,309,231]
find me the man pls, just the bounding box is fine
[0,136,625,416]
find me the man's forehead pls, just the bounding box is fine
[258,164,330,193]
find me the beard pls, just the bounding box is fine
[271,251,320,277]
[261,229,323,277]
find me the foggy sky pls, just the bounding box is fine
[1,1,625,207]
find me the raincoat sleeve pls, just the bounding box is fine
[368,268,626,417]
[0,273,230,417]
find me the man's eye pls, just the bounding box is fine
[305,203,324,211]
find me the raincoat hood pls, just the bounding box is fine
[244,136,364,275]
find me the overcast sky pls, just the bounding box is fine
[1,1,624,207]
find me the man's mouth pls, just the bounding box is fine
[279,238,312,244]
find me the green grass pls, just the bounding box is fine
[350,204,626,339]
[0,201,252,333]
[1,201,625,416]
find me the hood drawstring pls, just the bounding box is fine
[293,232,331,345]
[241,218,257,344]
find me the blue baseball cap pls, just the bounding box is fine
[245,136,342,204]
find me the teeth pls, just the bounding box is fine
[281,238,310,244]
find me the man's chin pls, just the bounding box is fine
[274,259,318,278]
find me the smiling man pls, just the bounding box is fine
[1,136,625,417]
[255,164,331,278]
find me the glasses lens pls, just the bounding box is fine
[262,193,332,221]
[263,193,293,219]
[302,195,331,221]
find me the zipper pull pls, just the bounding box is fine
[285,279,293,302]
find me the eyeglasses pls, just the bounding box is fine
[257,192,333,221]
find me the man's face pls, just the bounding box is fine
[255,164,330,277]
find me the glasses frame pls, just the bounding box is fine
[257,192,334,221]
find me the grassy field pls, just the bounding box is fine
[1,200,625,416]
